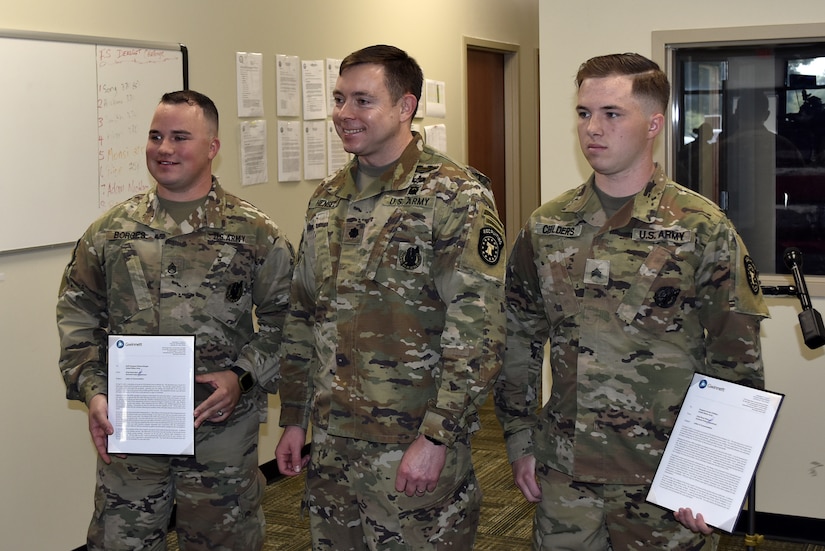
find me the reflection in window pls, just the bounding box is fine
[673,45,825,275]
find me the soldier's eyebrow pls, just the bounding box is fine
[149,129,193,137]
[576,103,626,112]
[333,89,378,102]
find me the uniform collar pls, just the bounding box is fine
[326,132,427,200]
[628,164,670,224]
[562,164,669,227]
[134,176,226,232]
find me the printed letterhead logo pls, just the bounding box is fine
[697,378,725,392]
[116,340,125,348]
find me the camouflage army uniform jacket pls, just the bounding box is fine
[57,178,294,421]
[494,165,769,484]
[278,133,506,446]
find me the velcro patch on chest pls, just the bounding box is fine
[533,223,583,238]
[632,228,693,244]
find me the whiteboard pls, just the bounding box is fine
[0,31,187,253]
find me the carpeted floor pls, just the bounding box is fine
[167,402,824,550]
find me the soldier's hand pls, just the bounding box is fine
[193,370,242,428]
[674,507,714,535]
[276,426,309,476]
[512,454,542,503]
[88,393,116,464]
[395,435,447,497]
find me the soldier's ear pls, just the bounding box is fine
[208,137,221,160]
[648,113,664,138]
[399,94,417,123]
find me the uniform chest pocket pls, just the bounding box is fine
[537,248,580,328]
[308,209,333,292]
[617,245,693,332]
[365,218,433,300]
[203,243,255,325]
[105,241,155,326]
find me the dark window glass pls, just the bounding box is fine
[673,44,825,275]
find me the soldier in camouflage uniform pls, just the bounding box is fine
[275,45,506,550]
[494,53,770,550]
[57,90,294,551]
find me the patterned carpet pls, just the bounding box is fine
[168,402,824,550]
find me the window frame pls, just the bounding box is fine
[653,23,825,296]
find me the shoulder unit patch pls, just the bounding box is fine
[478,225,504,266]
[744,255,761,295]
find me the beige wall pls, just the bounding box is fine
[0,1,539,548]
[539,0,825,522]
[8,1,825,547]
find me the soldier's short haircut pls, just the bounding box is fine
[575,53,671,114]
[160,90,219,133]
[340,45,423,115]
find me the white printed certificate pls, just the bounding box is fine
[647,372,783,532]
[107,335,196,455]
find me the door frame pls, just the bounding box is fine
[464,37,523,243]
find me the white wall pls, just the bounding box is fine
[539,0,825,521]
[0,1,539,549]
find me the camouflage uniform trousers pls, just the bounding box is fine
[304,427,482,550]
[87,409,266,551]
[531,464,719,551]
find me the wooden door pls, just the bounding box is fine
[467,48,507,229]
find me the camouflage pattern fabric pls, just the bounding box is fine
[87,410,266,551]
[57,177,294,416]
[278,132,505,548]
[304,428,481,550]
[531,465,719,551]
[57,177,294,549]
[495,165,768,484]
[279,132,506,446]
